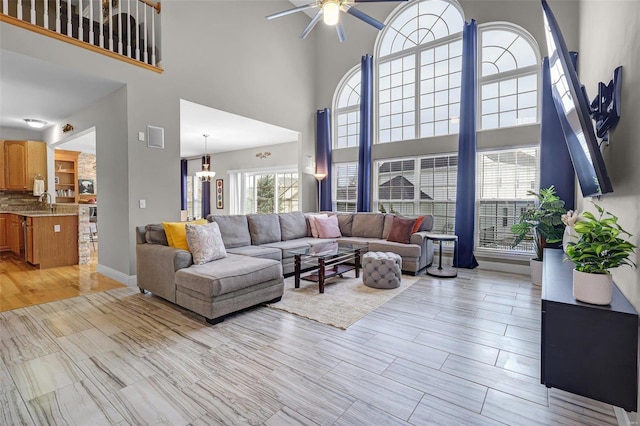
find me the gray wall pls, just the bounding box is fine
[579,1,640,317]
[0,126,44,140]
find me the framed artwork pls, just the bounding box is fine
[216,179,223,209]
[79,179,95,194]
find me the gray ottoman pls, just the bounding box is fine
[362,252,402,289]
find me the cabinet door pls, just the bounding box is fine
[0,140,5,190]
[0,215,7,251]
[4,141,28,190]
[26,222,34,264]
[8,217,21,256]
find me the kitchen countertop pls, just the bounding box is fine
[0,211,79,217]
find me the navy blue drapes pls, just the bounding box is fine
[202,156,211,218]
[539,57,575,210]
[453,20,479,269]
[357,54,373,212]
[180,159,188,211]
[316,109,333,211]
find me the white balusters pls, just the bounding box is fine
[66,0,71,37]
[30,0,35,24]
[127,0,131,57]
[108,0,113,51]
[43,0,48,30]
[89,0,93,44]
[151,8,155,66]
[2,0,8,17]
[135,0,140,60]
[17,0,22,20]
[99,0,104,48]
[55,0,60,33]
[143,4,147,64]
[78,0,83,41]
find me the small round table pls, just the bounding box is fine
[426,233,458,278]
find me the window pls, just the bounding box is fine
[477,147,539,252]
[377,0,464,143]
[334,162,358,212]
[376,159,417,215]
[480,25,540,129]
[243,170,299,214]
[419,154,457,234]
[334,67,361,149]
[185,176,202,220]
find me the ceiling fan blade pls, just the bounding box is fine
[300,10,323,39]
[353,0,408,2]
[336,20,346,42]
[345,6,385,30]
[266,4,317,20]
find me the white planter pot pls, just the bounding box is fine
[572,269,613,305]
[530,259,543,286]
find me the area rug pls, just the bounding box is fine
[267,272,419,329]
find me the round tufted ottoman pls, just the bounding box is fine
[362,252,402,289]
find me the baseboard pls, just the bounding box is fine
[615,407,638,426]
[96,264,137,286]
[476,259,531,275]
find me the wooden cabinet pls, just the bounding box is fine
[541,249,638,412]
[26,217,34,264]
[2,140,47,191]
[7,214,24,256]
[0,140,5,190]
[54,150,80,203]
[0,214,8,251]
[30,215,78,268]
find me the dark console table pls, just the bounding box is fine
[541,249,638,412]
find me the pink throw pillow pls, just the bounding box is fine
[308,214,328,238]
[314,215,342,238]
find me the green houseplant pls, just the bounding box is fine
[565,203,636,305]
[511,186,566,285]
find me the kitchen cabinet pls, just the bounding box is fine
[7,214,24,256]
[54,150,80,203]
[3,140,47,191]
[0,214,8,251]
[26,217,34,264]
[30,215,78,268]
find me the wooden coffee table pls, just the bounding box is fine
[288,242,364,293]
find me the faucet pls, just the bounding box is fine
[38,191,53,213]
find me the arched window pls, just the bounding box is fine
[333,66,361,149]
[376,0,465,143]
[479,24,540,129]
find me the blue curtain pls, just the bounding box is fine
[201,156,211,218]
[357,54,373,212]
[316,109,332,211]
[540,57,575,210]
[453,20,479,269]
[180,159,188,211]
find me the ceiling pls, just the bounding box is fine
[0,49,299,157]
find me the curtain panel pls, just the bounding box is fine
[453,20,479,269]
[316,108,333,211]
[357,54,373,212]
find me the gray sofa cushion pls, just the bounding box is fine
[227,245,282,262]
[175,254,282,298]
[382,214,395,239]
[352,213,385,239]
[368,240,421,258]
[279,212,308,240]
[208,215,251,248]
[335,213,354,237]
[248,214,281,245]
[145,224,168,245]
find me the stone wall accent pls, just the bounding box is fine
[78,205,90,265]
[78,153,97,191]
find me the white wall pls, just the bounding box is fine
[578,1,640,316]
[0,126,43,140]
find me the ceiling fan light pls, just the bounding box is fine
[323,1,340,26]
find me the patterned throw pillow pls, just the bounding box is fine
[185,222,227,265]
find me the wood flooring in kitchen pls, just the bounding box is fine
[0,269,621,425]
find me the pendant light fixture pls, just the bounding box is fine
[195,134,216,182]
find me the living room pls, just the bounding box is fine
[1,0,639,424]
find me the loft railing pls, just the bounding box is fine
[0,0,162,72]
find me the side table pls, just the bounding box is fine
[426,233,458,278]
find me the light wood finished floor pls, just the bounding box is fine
[0,250,125,312]
[0,269,621,425]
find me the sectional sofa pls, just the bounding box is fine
[135,211,434,324]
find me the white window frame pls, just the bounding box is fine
[231,165,299,214]
[333,162,359,212]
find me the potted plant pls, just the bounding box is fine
[565,203,636,305]
[511,186,566,285]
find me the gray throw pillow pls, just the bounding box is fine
[248,214,282,244]
[185,222,227,265]
[279,212,308,240]
[145,224,168,245]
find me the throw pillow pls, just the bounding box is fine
[314,215,342,238]
[387,216,417,244]
[412,216,425,234]
[185,222,227,264]
[308,213,328,238]
[162,219,208,250]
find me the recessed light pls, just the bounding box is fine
[24,119,47,129]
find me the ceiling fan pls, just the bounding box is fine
[267,0,408,43]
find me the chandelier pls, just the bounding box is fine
[195,134,216,182]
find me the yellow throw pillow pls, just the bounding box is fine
[162,219,208,250]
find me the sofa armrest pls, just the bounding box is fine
[136,243,192,303]
[410,231,434,268]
